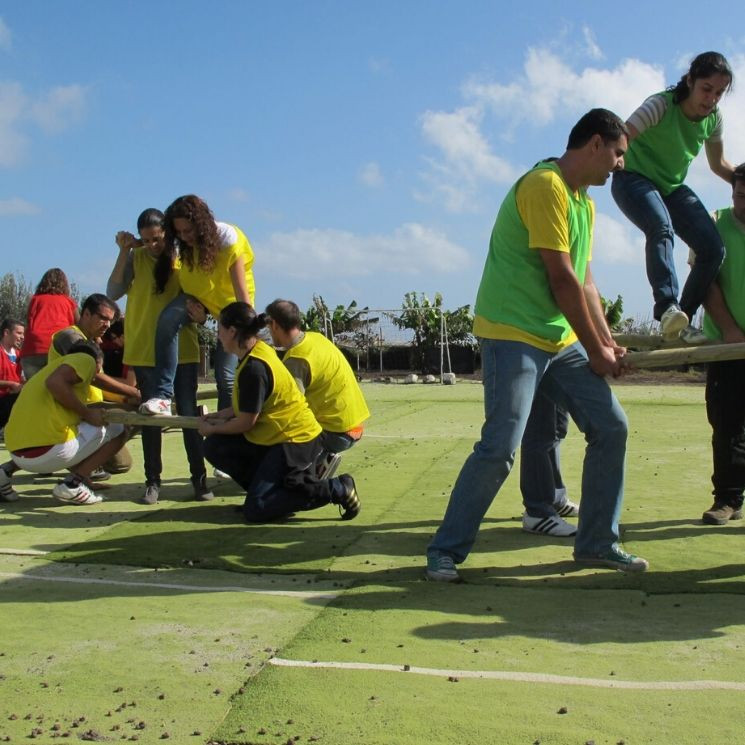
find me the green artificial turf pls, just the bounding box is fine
[2,381,745,745]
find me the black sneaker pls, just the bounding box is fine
[334,474,360,521]
[702,502,743,525]
[192,473,215,501]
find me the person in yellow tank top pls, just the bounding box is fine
[107,207,214,505]
[140,195,256,416]
[1,342,127,505]
[265,299,369,476]
[198,302,360,523]
[47,293,139,480]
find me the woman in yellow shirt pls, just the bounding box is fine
[107,208,214,505]
[198,302,360,523]
[140,195,256,415]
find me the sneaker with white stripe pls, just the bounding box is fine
[0,467,19,502]
[522,513,577,537]
[52,480,103,505]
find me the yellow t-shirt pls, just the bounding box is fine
[5,353,96,450]
[178,223,256,317]
[48,326,104,403]
[234,340,321,446]
[283,331,370,432]
[124,248,199,366]
[473,166,593,352]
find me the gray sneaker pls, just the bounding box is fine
[0,468,19,502]
[574,547,649,573]
[659,305,688,340]
[426,554,460,582]
[679,325,708,345]
[192,474,215,501]
[140,483,160,505]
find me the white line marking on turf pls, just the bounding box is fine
[268,658,745,690]
[0,548,49,556]
[0,572,340,600]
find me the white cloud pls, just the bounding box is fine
[0,82,29,166]
[0,17,11,52]
[417,38,665,213]
[227,187,251,203]
[368,57,391,74]
[0,81,87,166]
[463,48,664,127]
[29,84,87,133]
[417,106,520,213]
[592,212,644,265]
[359,161,383,187]
[0,197,40,216]
[581,26,603,61]
[259,223,470,279]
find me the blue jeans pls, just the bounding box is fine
[427,339,627,563]
[134,364,206,485]
[203,433,347,522]
[611,170,724,321]
[152,293,238,409]
[320,431,357,453]
[520,393,570,518]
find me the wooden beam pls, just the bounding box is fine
[101,409,201,430]
[624,342,745,369]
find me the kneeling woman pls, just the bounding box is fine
[199,302,359,522]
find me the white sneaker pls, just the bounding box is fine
[0,468,19,502]
[139,398,172,416]
[52,480,103,505]
[522,513,577,537]
[555,499,579,518]
[659,305,688,340]
[679,325,708,345]
[213,468,231,481]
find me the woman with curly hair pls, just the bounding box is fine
[21,267,79,379]
[140,195,255,415]
[612,51,735,343]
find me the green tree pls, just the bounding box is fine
[0,272,33,322]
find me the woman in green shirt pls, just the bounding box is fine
[611,52,734,342]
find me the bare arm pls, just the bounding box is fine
[198,409,258,436]
[704,280,745,343]
[107,233,137,300]
[93,371,141,401]
[540,249,622,377]
[45,365,104,426]
[583,266,626,356]
[705,139,735,185]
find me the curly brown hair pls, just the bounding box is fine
[35,267,71,296]
[164,195,220,272]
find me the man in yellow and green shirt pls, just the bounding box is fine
[426,109,648,581]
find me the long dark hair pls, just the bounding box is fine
[219,302,268,345]
[669,51,733,104]
[35,268,71,296]
[164,195,220,272]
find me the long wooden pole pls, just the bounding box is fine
[101,410,201,429]
[623,342,745,369]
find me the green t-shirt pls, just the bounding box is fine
[704,207,745,340]
[473,161,593,352]
[624,91,720,195]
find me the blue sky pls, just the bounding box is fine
[2,1,745,324]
